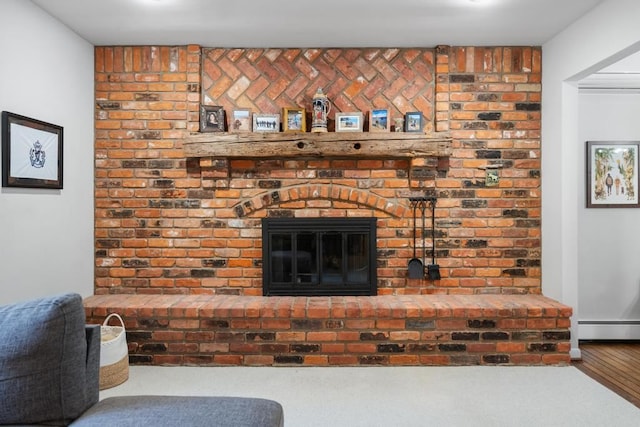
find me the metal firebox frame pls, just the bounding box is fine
[262,218,377,296]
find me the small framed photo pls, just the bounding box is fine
[335,112,364,132]
[369,109,390,132]
[200,105,225,132]
[230,109,252,133]
[253,114,280,132]
[586,141,640,208]
[283,108,306,132]
[404,112,423,132]
[2,111,63,189]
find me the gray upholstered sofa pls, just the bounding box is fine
[0,293,284,426]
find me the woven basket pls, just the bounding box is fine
[99,313,129,390]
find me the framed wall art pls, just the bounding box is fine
[586,141,640,208]
[283,108,306,132]
[335,112,363,132]
[253,114,280,132]
[230,109,252,133]
[2,111,63,189]
[200,105,225,132]
[404,112,423,132]
[369,109,389,132]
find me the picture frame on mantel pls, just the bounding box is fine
[1,111,63,189]
[230,109,251,133]
[200,105,225,132]
[283,108,306,132]
[253,114,280,132]
[586,140,640,208]
[369,109,390,132]
[335,112,363,132]
[404,112,423,133]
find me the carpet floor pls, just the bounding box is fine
[100,365,640,426]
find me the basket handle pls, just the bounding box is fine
[103,313,125,328]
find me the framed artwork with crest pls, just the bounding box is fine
[2,111,63,189]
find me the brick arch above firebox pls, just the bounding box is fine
[233,183,411,219]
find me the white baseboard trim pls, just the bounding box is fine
[578,320,640,340]
[570,347,582,360]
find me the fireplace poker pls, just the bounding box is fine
[427,197,441,281]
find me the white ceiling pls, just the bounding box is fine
[32,0,640,90]
[32,0,604,48]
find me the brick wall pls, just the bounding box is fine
[94,45,541,296]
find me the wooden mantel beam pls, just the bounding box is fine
[183,132,451,159]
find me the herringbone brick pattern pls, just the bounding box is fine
[202,48,435,129]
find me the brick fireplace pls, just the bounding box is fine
[95,45,542,296]
[88,44,569,367]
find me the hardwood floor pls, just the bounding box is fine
[573,341,640,408]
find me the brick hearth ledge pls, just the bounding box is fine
[84,294,572,367]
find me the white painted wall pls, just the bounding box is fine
[543,0,640,356]
[0,0,94,305]
[577,92,640,339]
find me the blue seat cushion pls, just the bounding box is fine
[72,396,284,427]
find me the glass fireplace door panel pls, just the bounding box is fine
[270,233,292,283]
[296,232,318,285]
[347,233,369,283]
[321,232,343,285]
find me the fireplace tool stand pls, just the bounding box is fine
[407,196,440,280]
[408,197,427,279]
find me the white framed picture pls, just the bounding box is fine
[335,112,363,132]
[253,114,280,132]
[586,140,640,208]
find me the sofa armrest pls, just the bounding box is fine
[0,293,97,425]
[85,325,101,407]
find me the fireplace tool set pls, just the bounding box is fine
[408,197,440,280]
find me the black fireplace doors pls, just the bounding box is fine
[262,218,377,296]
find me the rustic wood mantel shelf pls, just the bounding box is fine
[183,132,452,159]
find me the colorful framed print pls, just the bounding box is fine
[283,108,306,132]
[586,141,640,208]
[369,109,389,132]
[2,111,63,189]
[404,112,423,132]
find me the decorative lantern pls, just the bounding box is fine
[311,88,331,133]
